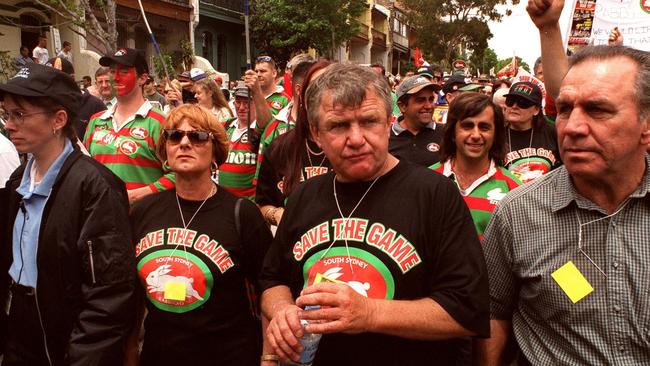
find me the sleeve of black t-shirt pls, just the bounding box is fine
[427,178,491,338]
[255,142,284,208]
[238,198,274,290]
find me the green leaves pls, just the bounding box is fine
[401,0,517,70]
[250,0,366,64]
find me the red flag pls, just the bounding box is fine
[414,48,422,68]
[496,56,518,78]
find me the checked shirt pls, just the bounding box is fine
[483,156,650,365]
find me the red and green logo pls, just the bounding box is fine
[510,157,550,183]
[642,0,650,14]
[137,249,213,313]
[302,247,395,300]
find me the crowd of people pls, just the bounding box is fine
[0,0,649,365]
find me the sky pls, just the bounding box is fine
[488,1,575,68]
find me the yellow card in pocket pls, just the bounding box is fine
[164,281,187,301]
[551,261,593,303]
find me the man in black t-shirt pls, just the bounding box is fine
[389,75,444,167]
[259,64,489,366]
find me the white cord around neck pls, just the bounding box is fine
[320,174,381,274]
[574,199,630,278]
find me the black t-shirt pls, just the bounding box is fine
[260,161,490,366]
[388,123,444,167]
[256,135,331,207]
[505,122,562,184]
[131,187,273,365]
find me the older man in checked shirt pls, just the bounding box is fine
[475,1,650,364]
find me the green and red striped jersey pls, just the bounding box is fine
[84,101,175,192]
[266,86,290,116]
[430,159,521,240]
[218,120,261,201]
[253,102,295,185]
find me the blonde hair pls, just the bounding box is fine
[193,77,232,116]
[157,104,230,166]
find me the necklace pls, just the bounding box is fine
[507,126,534,168]
[305,141,326,168]
[167,183,216,276]
[175,183,216,229]
[305,140,325,156]
[326,174,381,274]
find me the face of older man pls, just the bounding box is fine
[310,88,391,182]
[555,56,650,181]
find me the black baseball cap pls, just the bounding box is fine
[0,63,81,112]
[99,48,148,74]
[504,82,543,106]
[442,74,467,94]
[45,57,75,76]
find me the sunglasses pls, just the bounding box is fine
[256,55,273,63]
[505,97,536,109]
[164,129,212,145]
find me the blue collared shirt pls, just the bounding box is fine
[9,140,74,287]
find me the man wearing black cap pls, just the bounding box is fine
[389,75,444,167]
[218,81,261,201]
[0,63,135,365]
[503,81,560,183]
[84,48,173,203]
[432,74,467,124]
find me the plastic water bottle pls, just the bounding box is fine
[284,305,322,366]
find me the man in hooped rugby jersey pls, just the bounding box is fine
[84,48,173,204]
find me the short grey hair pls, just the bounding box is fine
[305,63,392,127]
[569,45,650,120]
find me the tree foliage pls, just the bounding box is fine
[250,0,367,65]
[469,47,498,75]
[34,0,117,53]
[401,0,518,70]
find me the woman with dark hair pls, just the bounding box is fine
[0,63,135,365]
[129,104,272,366]
[193,77,233,122]
[503,81,561,183]
[430,92,521,240]
[256,60,331,226]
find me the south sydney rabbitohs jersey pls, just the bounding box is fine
[505,123,561,184]
[218,122,261,201]
[260,162,490,365]
[84,104,174,192]
[431,160,521,240]
[266,87,290,116]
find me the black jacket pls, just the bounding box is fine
[0,148,136,366]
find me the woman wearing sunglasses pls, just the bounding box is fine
[129,104,273,366]
[503,81,561,183]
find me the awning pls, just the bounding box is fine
[374,4,390,17]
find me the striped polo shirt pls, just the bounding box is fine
[430,159,521,239]
[84,100,174,192]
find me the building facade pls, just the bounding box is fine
[0,0,194,82]
[194,0,247,81]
